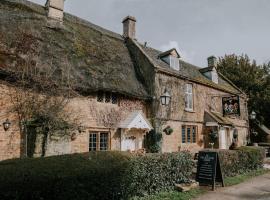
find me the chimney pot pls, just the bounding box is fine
[46,0,64,22]
[122,16,137,39]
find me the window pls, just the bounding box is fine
[89,132,110,151]
[170,56,180,71]
[89,133,98,151]
[97,92,104,102]
[185,83,193,111]
[100,133,109,151]
[161,55,180,70]
[111,93,118,104]
[105,92,111,103]
[97,92,118,105]
[182,125,197,143]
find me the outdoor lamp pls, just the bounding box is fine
[160,89,171,106]
[250,111,256,120]
[3,119,11,131]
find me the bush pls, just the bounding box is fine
[0,151,193,200]
[218,146,265,177]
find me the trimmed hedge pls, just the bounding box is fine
[218,146,265,177]
[0,151,193,200]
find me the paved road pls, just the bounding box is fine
[194,172,270,200]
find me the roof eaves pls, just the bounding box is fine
[218,72,246,96]
[158,48,180,58]
[129,39,160,69]
[155,67,242,95]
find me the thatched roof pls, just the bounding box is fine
[0,0,149,99]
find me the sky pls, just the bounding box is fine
[29,0,270,67]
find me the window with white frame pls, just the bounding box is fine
[185,83,193,111]
[170,56,180,71]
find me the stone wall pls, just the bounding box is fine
[155,72,249,152]
[0,84,22,161]
[0,82,148,160]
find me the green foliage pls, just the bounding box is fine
[217,54,270,126]
[0,151,193,200]
[224,168,269,186]
[144,130,163,153]
[218,146,265,177]
[124,153,193,197]
[163,126,174,135]
[209,130,218,143]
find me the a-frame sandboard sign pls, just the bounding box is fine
[196,151,225,191]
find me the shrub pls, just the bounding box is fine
[218,146,265,177]
[0,151,193,200]
[123,152,193,198]
[144,130,162,153]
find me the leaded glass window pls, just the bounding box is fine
[89,132,110,151]
[182,125,197,143]
[97,92,104,102]
[100,133,109,151]
[105,92,111,103]
[89,133,97,151]
[111,93,118,104]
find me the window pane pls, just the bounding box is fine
[185,84,193,110]
[97,92,104,102]
[185,95,188,108]
[187,127,191,142]
[105,92,111,103]
[188,94,193,109]
[182,126,186,143]
[100,132,109,151]
[111,93,118,104]
[192,126,196,143]
[89,133,97,151]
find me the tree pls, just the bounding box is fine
[217,54,270,127]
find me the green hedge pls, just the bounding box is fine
[218,146,265,177]
[0,152,193,200]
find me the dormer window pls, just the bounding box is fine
[159,48,181,71]
[169,56,180,70]
[199,56,219,84]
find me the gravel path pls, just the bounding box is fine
[194,172,270,200]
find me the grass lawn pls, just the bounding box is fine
[133,168,270,200]
[130,188,205,200]
[224,168,270,186]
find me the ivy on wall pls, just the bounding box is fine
[144,129,162,153]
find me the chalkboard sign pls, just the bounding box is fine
[196,151,224,191]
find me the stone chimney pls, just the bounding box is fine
[46,0,64,22]
[207,56,217,68]
[122,16,137,39]
[206,56,218,84]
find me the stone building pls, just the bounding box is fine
[0,0,249,161]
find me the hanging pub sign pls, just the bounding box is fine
[222,96,240,116]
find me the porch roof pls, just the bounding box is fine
[118,111,153,130]
[204,111,233,126]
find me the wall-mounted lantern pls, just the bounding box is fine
[250,111,256,120]
[160,89,171,106]
[3,119,11,131]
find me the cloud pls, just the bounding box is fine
[159,41,196,63]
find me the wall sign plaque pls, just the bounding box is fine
[196,151,224,191]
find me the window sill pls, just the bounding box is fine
[184,109,195,113]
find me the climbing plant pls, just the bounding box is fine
[144,129,162,153]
